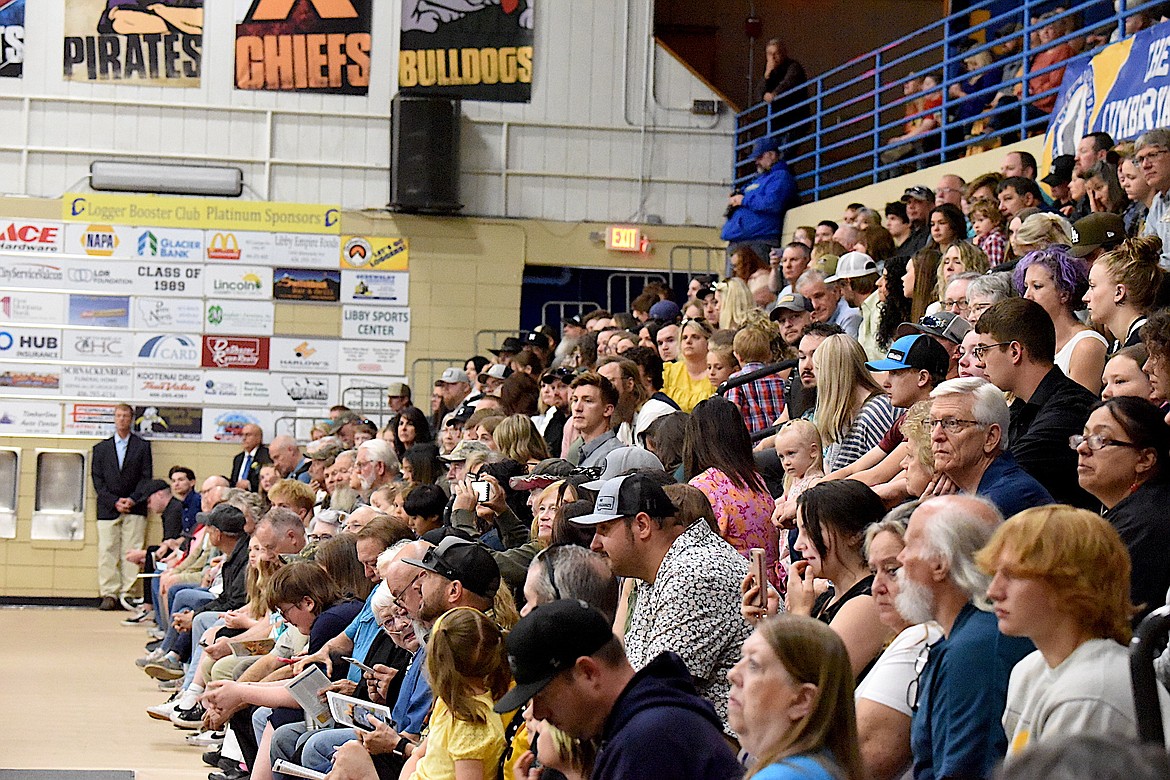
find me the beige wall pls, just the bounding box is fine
[0,199,720,598]
[782,136,1047,240]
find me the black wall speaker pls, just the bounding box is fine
[390,94,462,214]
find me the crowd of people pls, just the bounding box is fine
[91,118,1170,780]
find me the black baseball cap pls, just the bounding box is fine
[525,331,552,350]
[896,312,971,345]
[1041,154,1075,187]
[571,473,676,526]
[541,366,576,385]
[493,599,615,713]
[203,503,246,535]
[563,315,584,329]
[402,537,501,599]
[901,185,934,202]
[489,337,523,356]
[140,478,171,497]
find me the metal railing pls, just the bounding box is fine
[734,0,1160,200]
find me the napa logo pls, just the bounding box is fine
[138,231,159,256]
[80,224,119,256]
[138,334,197,363]
[207,305,224,326]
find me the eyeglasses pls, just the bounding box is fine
[306,533,333,543]
[943,298,968,311]
[390,571,423,609]
[907,640,939,711]
[926,417,983,433]
[1068,434,1141,452]
[1135,148,1169,167]
[970,341,1014,360]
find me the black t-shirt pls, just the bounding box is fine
[161,496,184,541]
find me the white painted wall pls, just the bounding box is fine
[0,1,734,227]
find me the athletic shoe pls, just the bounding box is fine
[121,607,154,626]
[144,655,184,681]
[147,627,166,640]
[119,595,138,611]
[170,703,206,729]
[208,766,248,780]
[157,678,183,692]
[188,730,225,748]
[202,748,222,767]
[136,648,165,668]
[146,699,180,721]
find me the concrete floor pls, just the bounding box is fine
[0,607,211,780]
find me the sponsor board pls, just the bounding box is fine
[272,233,341,268]
[0,327,62,361]
[132,404,202,440]
[341,270,408,305]
[60,364,133,399]
[64,194,340,235]
[0,0,25,80]
[340,235,408,271]
[202,369,273,404]
[134,368,204,404]
[270,337,338,374]
[62,329,132,363]
[204,299,275,335]
[204,230,274,263]
[0,257,64,288]
[68,294,130,328]
[63,0,202,86]
[0,291,67,324]
[272,267,341,302]
[134,332,202,367]
[0,256,144,294]
[132,297,204,332]
[132,227,205,262]
[0,220,62,253]
[203,264,272,299]
[203,407,274,443]
[59,257,140,294]
[201,335,270,370]
[337,341,406,376]
[0,400,63,436]
[0,363,59,393]
[272,373,337,407]
[64,222,136,258]
[341,305,411,341]
[64,401,116,436]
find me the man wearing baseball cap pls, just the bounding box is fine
[494,599,741,780]
[434,366,477,417]
[402,536,502,622]
[572,473,750,724]
[826,250,882,360]
[769,291,813,347]
[897,311,971,380]
[1070,212,1125,263]
[827,334,950,493]
[896,185,933,260]
[720,135,799,262]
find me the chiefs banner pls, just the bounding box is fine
[235,0,371,94]
[399,0,533,103]
[63,0,202,86]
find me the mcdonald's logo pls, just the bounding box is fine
[207,232,241,261]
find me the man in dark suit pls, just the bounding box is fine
[230,423,270,492]
[91,402,154,611]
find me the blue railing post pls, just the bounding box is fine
[873,52,882,185]
[1021,0,1033,131]
[1119,0,1128,41]
[941,17,951,165]
[815,79,824,198]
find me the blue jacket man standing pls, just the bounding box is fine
[721,136,799,260]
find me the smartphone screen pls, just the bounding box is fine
[750,548,767,608]
[472,480,490,503]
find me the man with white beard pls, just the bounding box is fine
[895,495,1034,780]
[352,439,399,503]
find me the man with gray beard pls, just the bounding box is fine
[351,439,399,502]
[895,495,1034,780]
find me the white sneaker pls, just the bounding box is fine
[146,700,179,721]
[187,729,225,747]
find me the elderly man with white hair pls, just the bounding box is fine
[896,494,1035,780]
[926,377,1052,516]
[352,439,399,502]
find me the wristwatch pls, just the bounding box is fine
[394,736,411,756]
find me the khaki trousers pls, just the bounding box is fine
[97,513,145,598]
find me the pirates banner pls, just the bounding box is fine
[235,0,371,94]
[0,0,24,79]
[63,0,203,86]
[400,0,533,103]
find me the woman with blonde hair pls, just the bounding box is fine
[662,316,716,412]
[1012,212,1074,256]
[976,505,1147,757]
[933,240,990,312]
[727,614,864,780]
[812,335,896,472]
[903,247,941,320]
[493,414,550,467]
[1084,236,1165,351]
[716,276,755,330]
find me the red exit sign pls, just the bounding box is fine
[606,225,650,253]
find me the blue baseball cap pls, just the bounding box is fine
[865,334,949,376]
[751,136,782,158]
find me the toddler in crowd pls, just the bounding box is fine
[970,198,1008,266]
[770,419,824,587]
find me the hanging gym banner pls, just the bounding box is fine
[1044,21,1170,164]
[399,0,533,102]
[63,0,203,86]
[0,0,24,79]
[234,0,371,94]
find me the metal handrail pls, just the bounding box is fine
[734,0,1162,200]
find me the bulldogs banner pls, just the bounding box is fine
[0,0,25,79]
[235,0,371,94]
[63,0,202,86]
[1045,21,1170,163]
[399,0,533,102]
